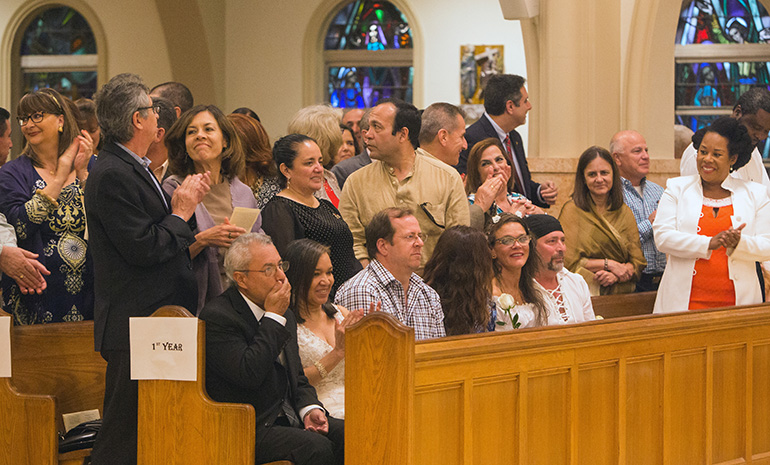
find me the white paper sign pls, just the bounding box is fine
[129,317,197,381]
[0,316,10,378]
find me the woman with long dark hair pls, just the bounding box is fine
[558,146,646,295]
[486,214,549,329]
[423,225,496,335]
[284,239,364,419]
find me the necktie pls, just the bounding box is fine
[503,135,526,196]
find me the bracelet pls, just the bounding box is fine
[604,258,609,271]
[314,360,328,379]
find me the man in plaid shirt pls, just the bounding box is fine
[334,207,445,340]
[610,130,666,292]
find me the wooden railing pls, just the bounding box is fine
[346,305,770,464]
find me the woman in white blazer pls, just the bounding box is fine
[653,117,770,313]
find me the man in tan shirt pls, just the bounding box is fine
[339,98,470,272]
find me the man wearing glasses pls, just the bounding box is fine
[85,73,210,464]
[199,233,344,465]
[335,207,446,340]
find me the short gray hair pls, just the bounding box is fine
[224,233,274,282]
[95,73,150,144]
[419,102,465,145]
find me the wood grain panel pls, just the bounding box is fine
[527,369,570,464]
[577,361,618,465]
[753,342,770,459]
[471,375,519,465]
[669,349,707,464]
[414,383,464,465]
[712,344,747,464]
[626,355,663,464]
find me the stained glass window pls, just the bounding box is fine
[675,0,770,156]
[324,1,413,108]
[19,7,98,101]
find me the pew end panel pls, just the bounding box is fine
[591,290,656,319]
[137,305,257,465]
[0,309,106,465]
[347,305,770,464]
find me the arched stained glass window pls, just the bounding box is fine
[324,0,413,108]
[675,0,770,155]
[19,6,98,101]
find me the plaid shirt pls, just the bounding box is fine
[620,177,666,274]
[334,259,446,340]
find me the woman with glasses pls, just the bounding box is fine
[262,134,361,299]
[486,214,550,329]
[0,88,95,324]
[558,146,646,295]
[465,138,543,228]
[163,105,263,314]
[423,225,497,335]
[284,239,365,419]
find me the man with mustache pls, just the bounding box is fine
[524,215,595,323]
[611,130,667,292]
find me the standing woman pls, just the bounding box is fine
[163,104,262,313]
[227,113,280,209]
[287,104,343,207]
[0,88,94,324]
[486,214,550,329]
[654,117,770,313]
[284,239,364,419]
[559,146,646,295]
[423,225,496,335]
[262,134,362,299]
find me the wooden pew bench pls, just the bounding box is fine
[0,310,107,465]
[137,306,290,465]
[347,305,770,464]
[591,290,656,319]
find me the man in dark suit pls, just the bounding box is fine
[456,74,558,208]
[200,233,344,465]
[85,73,210,465]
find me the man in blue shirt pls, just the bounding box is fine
[610,130,666,292]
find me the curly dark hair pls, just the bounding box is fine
[692,116,753,171]
[424,226,493,335]
[485,214,548,327]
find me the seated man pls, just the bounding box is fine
[199,233,344,465]
[523,214,595,323]
[335,207,445,340]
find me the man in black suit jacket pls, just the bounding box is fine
[199,233,344,465]
[85,73,210,465]
[456,74,558,208]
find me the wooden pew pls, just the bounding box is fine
[0,310,107,465]
[591,290,656,319]
[136,306,290,465]
[346,305,770,464]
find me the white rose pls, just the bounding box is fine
[498,293,514,310]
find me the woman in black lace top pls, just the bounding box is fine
[262,134,362,298]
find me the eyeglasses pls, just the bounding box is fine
[495,235,531,246]
[137,105,161,115]
[237,261,290,277]
[400,232,426,244]
[18,112,49,126]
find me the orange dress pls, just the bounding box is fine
[689,200,735,310]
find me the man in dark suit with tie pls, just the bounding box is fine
[199,233,344,465]
[85,73,211,464]
[456,74,558,208]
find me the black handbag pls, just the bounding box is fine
[59,419,101,453]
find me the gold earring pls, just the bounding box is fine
[58,126,63,133]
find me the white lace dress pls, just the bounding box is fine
[297,310,345,419]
